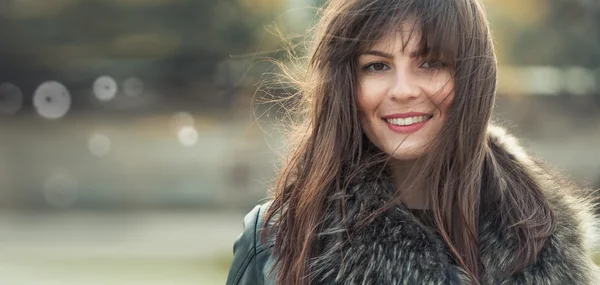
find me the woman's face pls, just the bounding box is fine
[356,22,455,161]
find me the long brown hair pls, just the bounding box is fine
[260,0,556,284]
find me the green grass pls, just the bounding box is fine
[0,253,235,285]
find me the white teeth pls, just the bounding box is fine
[385,115,430,126]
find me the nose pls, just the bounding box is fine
[388,67,419,100]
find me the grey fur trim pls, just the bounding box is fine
[305,125,600,285]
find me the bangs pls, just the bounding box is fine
[353,0,461,66]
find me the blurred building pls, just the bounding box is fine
[0,0,598,211]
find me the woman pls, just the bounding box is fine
[226,0,600,284]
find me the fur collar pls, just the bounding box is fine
[305,126,600,285]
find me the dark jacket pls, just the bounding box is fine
[226,126,600,285]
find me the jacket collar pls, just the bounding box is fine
[303,125,599,284]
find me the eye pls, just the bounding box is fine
[420,60,446,70]
[362,62,390,73]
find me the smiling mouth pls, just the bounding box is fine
[383,115,433,126]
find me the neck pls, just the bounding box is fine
[389,159,428,210]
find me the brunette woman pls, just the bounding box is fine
[226,0,600,284]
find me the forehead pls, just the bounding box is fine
[365,18,423,55]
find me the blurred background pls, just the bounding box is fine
[0,0,599,284]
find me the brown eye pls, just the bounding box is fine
[420,60,446,70]
[363,62,390,73]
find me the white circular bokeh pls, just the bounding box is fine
[43,170,79,208]
[169,111,195,132]
[93,75,118,101]
[123,77,144,97]
[88,133,112,157]
[33,81,71,119]
[0,82,24,115]
[177,126,199,147]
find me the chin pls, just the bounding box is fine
[388,150,425,161]
[384,144,429,161]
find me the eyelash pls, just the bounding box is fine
[420,60,447,70]
[361,60,447,74]
[362,62,389,73]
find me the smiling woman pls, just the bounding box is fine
[226,0,600,284]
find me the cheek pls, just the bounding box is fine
[356,83,375,117]
[438,90,454,117]
[427,79,455,116]
[356,79,387,116]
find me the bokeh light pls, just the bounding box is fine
[123,77,144,97]
[88,133,112,157]
[33,81,71,119]
[169,111,195,132]
[0,82,24,115]
[43,169,79,208]
[177,126,199,147]
[93,75,119,101]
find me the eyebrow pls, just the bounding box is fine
[359,49,421,59]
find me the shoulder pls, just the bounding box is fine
[483,126,600,283]
[480,190,600,284]
[226,201,276,285]
[512,182,600,284]
[490,125,599,254]
[542,173,599,260]
[479,168,600,284]
[242,201,275,250]
[537,163,600,275]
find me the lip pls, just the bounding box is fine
[382,112,431,119]
[382,114,432,134]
